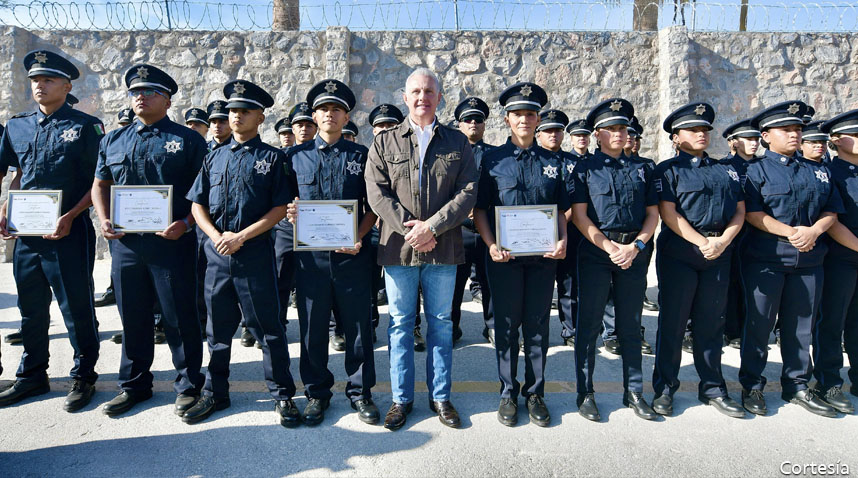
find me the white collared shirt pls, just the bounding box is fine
[409,116,435,184]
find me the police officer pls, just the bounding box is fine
[285,79,379,426]
[571,98,660,422]
[720,119,761,349]
[92,64,206,418]
[0,50,104,412]
[473,82,569,427]
[207,100,231,151]
[452,96,495,344]
[650,103,746,418]
[369,103,405,134]
[275,117,295,148]
[290,101,317,144]
[813,110,858,412]
[739,101,842,418]
[536,108,577,348]
[801,120,829,163]
[184,80,300,427]
[184,107,209,139]
[343,121,358,142]
[66,93,79,107]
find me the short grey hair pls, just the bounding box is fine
[406,67,441,92]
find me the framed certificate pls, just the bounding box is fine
[495,205,558,256]
[294,200,359,251]
[110,185,173,233]
[6,190,62,236]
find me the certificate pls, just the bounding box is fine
[110,185,173,233]
[294,200,358,251]
[495,205,558,256]
[6,190,62,236]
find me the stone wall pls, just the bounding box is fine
[1,26,857,259]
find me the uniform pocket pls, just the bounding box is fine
[676,179,705,193]
[760,183,789,195]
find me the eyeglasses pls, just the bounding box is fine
[127,89,166,99]
[460,117,484,124]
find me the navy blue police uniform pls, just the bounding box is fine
[476,83,570,412]
[739,101,844,416]
[0,51,103,409]
[572,98,658,416]
[96,65,206,407]
[651,103,746,413]
[813,110,858,410]
[452,97,495,342]
[186,80,298,412]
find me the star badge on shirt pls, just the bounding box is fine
[543,165,558,179]
[254,159,271,175]
[815,170,829,183]
[60,128,79,143]
[727,169,740,182]
[638,167,646,182]
[566,163,575,174]
[164,140,182,153]
[346,160,362,176]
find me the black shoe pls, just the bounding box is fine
[4,330,22,345]
[182,395,230,424]
[429,399,461,428]
[350,398,380,425]
[482,327,496,347]
[576,393,601,422]
[377,290,388,306]
[681,335,694,354]
[775,335,782,348]
[110,332,123,344]
[623,391,657,420]
[174,393,199,417]
[153,325,166,345]
[563,336,575,348]
[497,397,518,426]
[289,291,298,308]
[64,379,95,412]
[784,389,837,418]
[302,397,330,426]
[383,401,412,430]
[551,299,559,310]
[102,390,153,417]
[276,399,301,428]
[94,288,116,307]
[471,289,482,304]
[330,334,346,352]
[413,328,426,352]
[641,336,653,355]
[452,327,463,344]
[642,298,659,311]
[0,378,50,406]
[817,386,854,414]
[741,389,767,416]
[703,396,746,418]
[652,394,673,416]
[727,337,741,349]
[526,395,550,427]
[603,338,621,355]
[240,327,256,347]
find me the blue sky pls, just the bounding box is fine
[1,0,855,32]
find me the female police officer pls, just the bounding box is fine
[571,98,659,422]
[739,101,843,418]
[473,82,568,427]
[650,103,746,418]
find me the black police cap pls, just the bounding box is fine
[184,108,209,126]
[499,82,548,112]
[117,108,135,125]
[821,109,858,136]
[662,102,715,134]
[207,100,228,120]
[306,79,356,112]
[124,64,178,96]
[342,121,359,137]
[750,101,809,131]
[537,109,569,132]
[289,102,314,124]
[275,117,293,134]
[586,98,634,130]
[369,104,405,126]
[722,119,761,140]
[24,50,79,80]
[455,97,490,122]
[566,119,592,135]
[224,80,274,110]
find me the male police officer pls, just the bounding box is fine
[185,107,209,139]
[0,50,104,412]
[275,117,295,148]
[207,100,231,151]
[92,64,207,418]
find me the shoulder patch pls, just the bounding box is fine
[94,123,105,136]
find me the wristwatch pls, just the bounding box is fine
[428,223,438,237]
[634,239,646,252]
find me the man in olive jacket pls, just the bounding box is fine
[365,67,478,431]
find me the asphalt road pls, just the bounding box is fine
[0,259,855,477]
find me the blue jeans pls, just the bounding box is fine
[384,264,456,404]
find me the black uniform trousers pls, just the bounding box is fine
[195,227,208,329]
[452,227,493,331]
[814,241,858,391]
[739,252,822,395]
[297,245,375,402]
[488,256,556,399]
[576,239,651,394]
[203,237,296,400]
[113,233,203,395]
[13,214,99,385]
[555,225,582,339]
[273,221,296,326]
[652,230,731,400]
[723,227,749,341]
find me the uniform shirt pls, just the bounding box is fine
[96,116,206,222]
[654,151,743,232]
[563,150,590,199]
[288,135,370,221]
[0,103,104,214]
[471,139,495,172]
[828,158,858,236]
[187,135,293,236]
[572,150,658,233]
[475,138,571,232]
[631,153,656,172]
[208,138,229,152]
[719,153,757,187]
